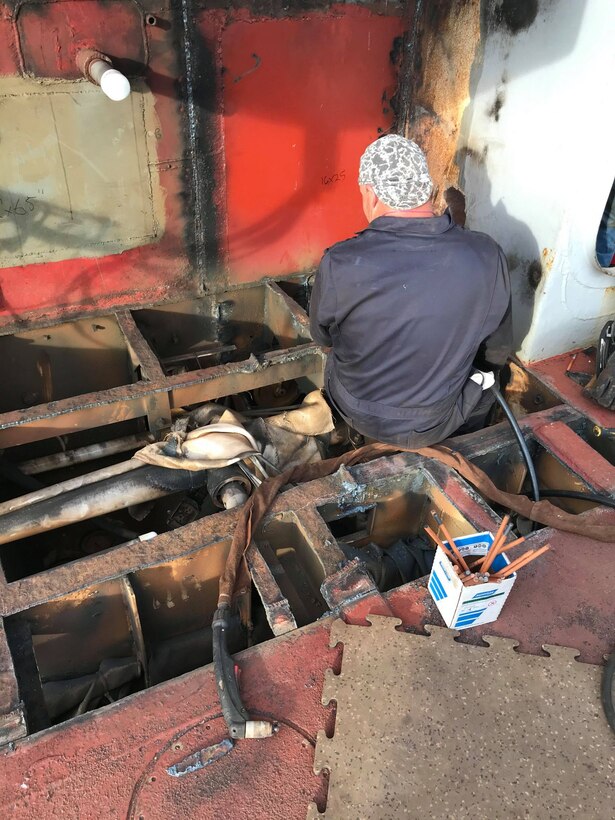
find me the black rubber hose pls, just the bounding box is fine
[538,489,615,510]
[491,386,615,510]
[602,650,615,734]
[490,384,540,502]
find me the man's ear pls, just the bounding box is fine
[360,185,377,221]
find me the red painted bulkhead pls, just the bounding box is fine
[0,1,404,328]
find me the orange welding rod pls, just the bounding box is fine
[492,549,536,577]
[479,535,526,572]
[497,544,551,577]
[424,526,464,570]
[435,519,470,573]
[495,544,550,575]
[462,574,482,586]
[492,544,551,579]
[479,514,510,572]
[469,535,525,568]
[479,514,510,571]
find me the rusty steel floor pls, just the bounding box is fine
[1,350,615,818]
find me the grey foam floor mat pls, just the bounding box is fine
[308,617,614,819]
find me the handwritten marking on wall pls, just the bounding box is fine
[0,196,36,218]
[321,171,346,186]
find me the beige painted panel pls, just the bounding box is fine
[0,77,163,267]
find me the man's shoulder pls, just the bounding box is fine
[457,225,503,254]
[322,229,370,263]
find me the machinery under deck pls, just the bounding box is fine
[1,333,614,816]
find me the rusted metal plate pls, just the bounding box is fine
[0,621,335,820]
[0,1,192,330]
[16,0,146,78]
[533,420,615,492]
[528,353,615,433]
[309,617,613,820]
[0,345,325,447]
[115,311,165,381]
[458,518,615,665]
[0,313,133,413]
[0,621,26,746]
[247,544,299,636]
[0,282,324,446]
[0,78,163,268]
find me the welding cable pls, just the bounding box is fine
[537,489,615,510]
[490,387,615,510]
[602,650,615,734]
[212,605,275,739]
[490,384,540,502]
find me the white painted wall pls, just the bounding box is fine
[459,0,615,362]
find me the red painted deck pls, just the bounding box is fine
[529,350,615,432]
[2,511,613,819]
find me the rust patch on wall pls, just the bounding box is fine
[541,247,555,273]
[403,0,481,209]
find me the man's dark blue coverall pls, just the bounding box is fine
[309,212,511,447]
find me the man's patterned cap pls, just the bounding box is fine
[358,134,433,210]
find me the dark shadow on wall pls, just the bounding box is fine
[0,193,114,258]
[458,151,541,362]
[0,190,187,328]
[447,0,588,357]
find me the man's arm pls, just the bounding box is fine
[309,253,337,347]
[482,247,513,367]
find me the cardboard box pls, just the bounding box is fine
[427,531,516,630]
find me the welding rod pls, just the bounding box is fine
[475,534,526,572]
[424,526,464,571]
[463,577,483,587]
[478,516,510,572]
[490,550,538,579]
[496,544,551,578]
[468,530,520,568]
[432,514,469,572]
[479,514,510,572]
[492,544,551,579]
[566,352,579,373]
[461,573,480,586]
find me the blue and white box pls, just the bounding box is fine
[427,531,516,630]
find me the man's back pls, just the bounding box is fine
[310,212,509,424]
